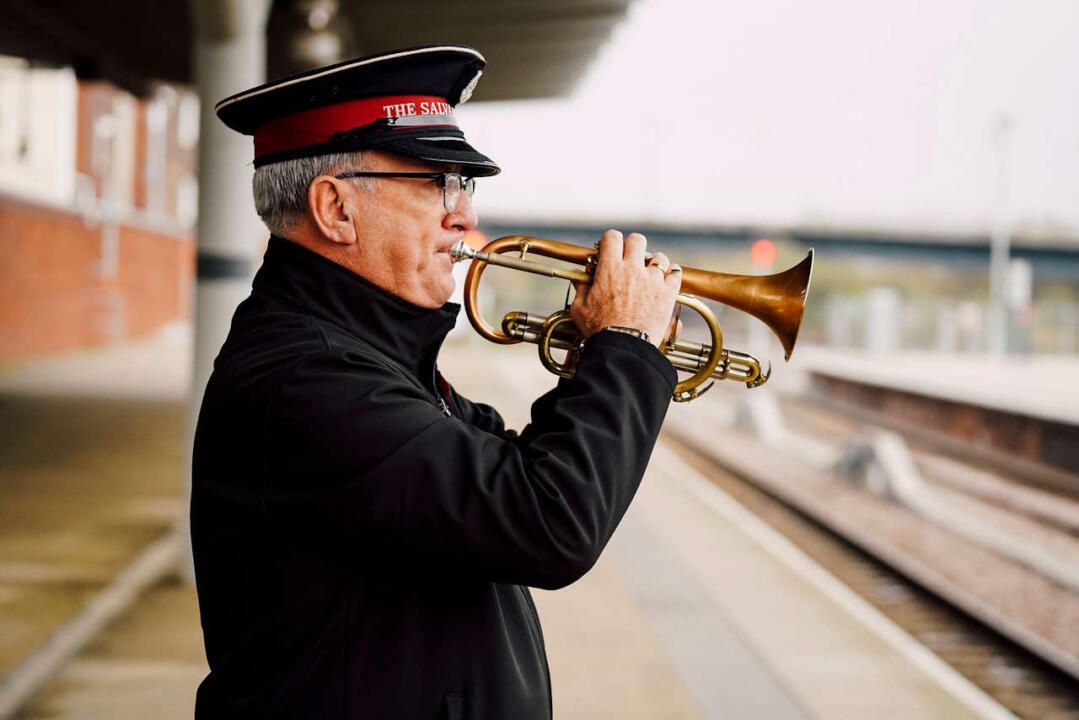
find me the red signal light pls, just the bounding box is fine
[750,238,776,268]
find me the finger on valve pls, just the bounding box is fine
[597,230,623,267]
[623,232,648,263]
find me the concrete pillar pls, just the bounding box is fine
[827,295,853,348]
[183,0,271,580]
[935,301,957,353]
[865,287,902,355]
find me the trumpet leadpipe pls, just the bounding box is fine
[451,241,591,283]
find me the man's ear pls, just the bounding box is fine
[308,176,358,246]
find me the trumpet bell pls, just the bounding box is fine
[680,249,814,361]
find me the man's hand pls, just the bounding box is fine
[570,230,682,349]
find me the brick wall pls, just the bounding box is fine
[0,194,193,360]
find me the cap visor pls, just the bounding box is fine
[369,135,500,177]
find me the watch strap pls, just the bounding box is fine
[603,325,651,344]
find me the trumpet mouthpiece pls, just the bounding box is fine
[449,240,476,263]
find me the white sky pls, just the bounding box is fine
[457,0,1079,237]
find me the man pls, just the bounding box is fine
[192,45,681,719]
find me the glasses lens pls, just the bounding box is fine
[443,174,461,212]
[441,174,476,212]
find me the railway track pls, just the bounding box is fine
[782,396,1079,530]
[663,421,1079,719]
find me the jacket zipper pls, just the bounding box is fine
[431,368,451,417]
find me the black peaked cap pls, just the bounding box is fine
[214,45,499,175]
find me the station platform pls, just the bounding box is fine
[797,347,1079,482]
[0,328,1013,718]
[797,347,1079,426]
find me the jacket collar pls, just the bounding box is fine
[252,236,460,376]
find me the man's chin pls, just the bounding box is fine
[436,279,456,307]
[416,276,455,309]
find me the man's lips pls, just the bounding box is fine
[441,235,463,250]
[436,248,455,269]
[437,237,463,258]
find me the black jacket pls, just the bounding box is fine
[191,237,676,719]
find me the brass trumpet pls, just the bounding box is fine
[450,236,814,402]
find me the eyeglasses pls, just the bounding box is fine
[334,171,476,213]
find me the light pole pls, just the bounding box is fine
[987,113,1013,356]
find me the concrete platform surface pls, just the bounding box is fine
[798,346,1079,425]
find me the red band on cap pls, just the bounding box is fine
[253,94,455,159]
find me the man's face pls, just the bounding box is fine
[342,150,478,309]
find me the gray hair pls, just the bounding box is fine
[252,151,370,236]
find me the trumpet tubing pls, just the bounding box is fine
[451,235,813,401]
[502,312,766,386]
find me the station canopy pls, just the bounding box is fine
[0,0,635,99]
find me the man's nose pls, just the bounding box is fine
[444,189,477,232]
